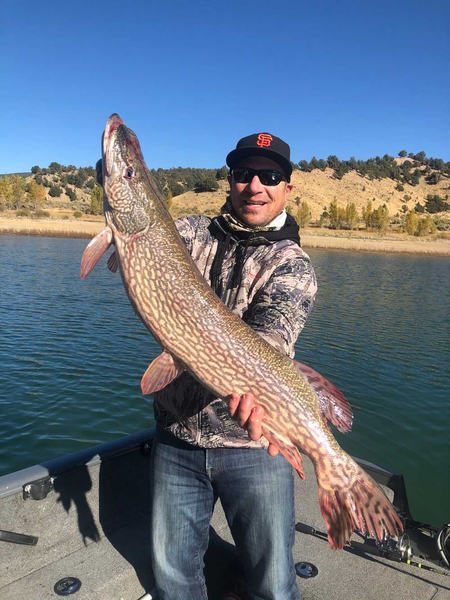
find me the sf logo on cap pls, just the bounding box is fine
[256,133,273,148]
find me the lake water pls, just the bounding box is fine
[0,235,449,525]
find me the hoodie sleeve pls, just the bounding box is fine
[244,253,317,358]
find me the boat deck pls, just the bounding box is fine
[0,430,448,599]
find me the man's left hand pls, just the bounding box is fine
[227,392,279,457]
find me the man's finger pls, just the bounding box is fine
[96,159,103,186]
[236,393,255,428]
[228,393,240,419]
[247,405,264,440]
[268,444,280,457]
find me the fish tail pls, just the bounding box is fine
[316,458,403,550]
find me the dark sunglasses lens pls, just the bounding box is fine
[232,168,285,186]
[232,168,248,182]
[259,171,285,185]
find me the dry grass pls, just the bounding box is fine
[0,216,103,239]
[1,214,449,256]
[301,233,450,255]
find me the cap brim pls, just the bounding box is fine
[226,147,292,179]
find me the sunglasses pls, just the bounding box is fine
[231,167,288,186]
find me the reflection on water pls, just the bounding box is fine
[297,250,450,524]
[0,237,449,524]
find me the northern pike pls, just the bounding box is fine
[81,114,402,549]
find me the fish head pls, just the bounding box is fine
[102,113,163,237]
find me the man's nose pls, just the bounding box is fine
[248,175,264,193]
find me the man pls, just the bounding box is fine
[149,132,317,600]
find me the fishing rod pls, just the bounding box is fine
[295,521,450,578]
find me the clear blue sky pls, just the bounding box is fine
[1,0,449,174]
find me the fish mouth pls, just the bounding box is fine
[102,113,125,180]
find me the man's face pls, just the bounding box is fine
[229,156,293,228]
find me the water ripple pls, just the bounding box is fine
[0,239,449,525]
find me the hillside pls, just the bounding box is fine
[169,163,450,223]
[1,157,449,232]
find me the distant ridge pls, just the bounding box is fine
[0,172,31,178]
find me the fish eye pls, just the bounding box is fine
[124,166,135,179]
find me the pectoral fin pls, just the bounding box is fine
[107,251,119,273]
[261,422,305,479]
[141,352,185,395]
[81,227,113,279]
[293,360,353,433]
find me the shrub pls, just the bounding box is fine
[405,211,418,235]
[433,216,450,231]
[16,208,31,217]
[416,215,437,236]
[32,209,50,219]
[73,211,83,219]
[425,195,450,213]
[395,183,404,192]
[328,199,346,229]
[65,187,77,202]
[215,166,229,180]
[297,201,311,227]
[48,185,63,198]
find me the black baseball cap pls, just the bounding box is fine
[226,133,292,181]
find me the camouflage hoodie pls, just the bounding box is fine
[153,204,318,449]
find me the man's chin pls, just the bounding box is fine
[238,213,271,228]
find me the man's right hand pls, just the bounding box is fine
[227,392,279,457]
[95,159,103,186]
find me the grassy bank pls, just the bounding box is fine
[1,215,449,256]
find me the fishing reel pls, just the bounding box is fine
[438,523,450,568]
[395,521,450,570]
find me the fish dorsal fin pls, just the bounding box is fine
[293,360,353,433]
[261,421,305,479]
[141,352,185,395]
[81,227,113,279]
[107,251,119,273]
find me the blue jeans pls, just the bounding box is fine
[150,426,301,600]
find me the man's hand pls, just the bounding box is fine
[96,159,103,186]
[227,392,279,457]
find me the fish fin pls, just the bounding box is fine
[261,422,305,479]
[107,251,119,273]
[293,360,353,433]
[316,459,403,550]
[81,227,113,279]
[141,352,185,395]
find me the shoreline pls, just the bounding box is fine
[1,217,449,256]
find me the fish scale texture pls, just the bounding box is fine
[153,214,317,449]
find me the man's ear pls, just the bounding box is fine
[285,182,294,196]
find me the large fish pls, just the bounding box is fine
[81,114,402,549]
